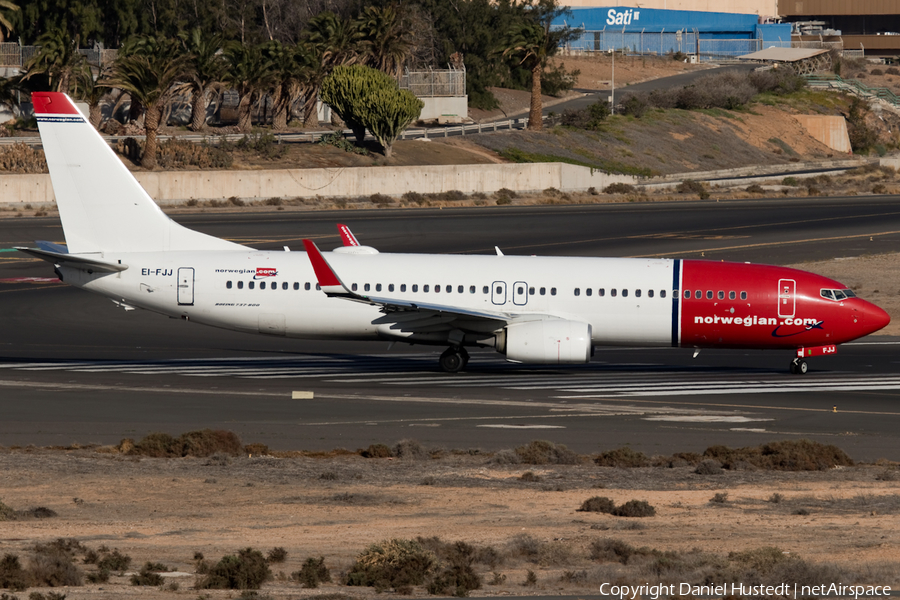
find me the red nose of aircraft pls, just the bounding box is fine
[860,300,891,336]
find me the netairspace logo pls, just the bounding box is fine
[598,582,891,600]
[607,9,639,25]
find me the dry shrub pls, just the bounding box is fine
[0,554,28,591]
[359,444,392,458]
[675,179,709,199]
[590,539,644,564]
[594,447,649,468]
[29,543,83,587]
[369,193,393,206]
[603,182,636,194]
[97,549,131,572]
[702,440,853,471]
[0,143,48,173]
[514,440,579,465]
[421,540,481,596]
[494,188,518,203]
[393,439,428,460]
[156,138,232,169]
[0,501,15,521]
[245,443,269,455]
[266,548,287,564]
[345,539,436,591]
[695,459,724,475]
[577,496,615,513]
[488,449,520,464]
[518,471,541,482]
[121,429,243,458]
[433,190,466,202]
[198,548,271,590]
[612,499,656,517]
[710,492,729,504]
[292,556,331,588]
[402,191,427,205]
[745,184,765,194]
[130,562,166,586]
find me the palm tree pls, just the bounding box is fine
[71,65,108,129]
[261,40,302,130]
[500,0,580,131]
[101,36,189,169]
[357,5,413,79]
[295,41,325,128]
[22,28,88,94]
[0,74,20,116]
[0,0,19,43]
[222,42,273,133]
[180,28,226,132]
[301,12,362,127]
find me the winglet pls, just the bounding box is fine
[302,239,353,297]
[337,224,360,247]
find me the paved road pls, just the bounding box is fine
[2,198,900,459]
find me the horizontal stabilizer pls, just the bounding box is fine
[15,247,128,273]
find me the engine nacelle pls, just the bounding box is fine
[501,320,592,364]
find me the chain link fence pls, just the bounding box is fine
[0,43,116,68]
[398,67,465,97]
[565,30,697,56]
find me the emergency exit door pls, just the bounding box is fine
[777,278,795,318]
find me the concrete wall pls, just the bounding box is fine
[420,96,468,120]
[793,115,852,154]
[0,162,638,206]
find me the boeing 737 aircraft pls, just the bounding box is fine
[19,92,891,373]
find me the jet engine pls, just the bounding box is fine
[499,320,592,364]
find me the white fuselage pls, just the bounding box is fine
[68,250,678,347]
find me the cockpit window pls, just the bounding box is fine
[822,288,855,301]
[843,289,856,298]
[820,289,835,300]
[833,290,846,300]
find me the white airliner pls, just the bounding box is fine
[19,92,890,374]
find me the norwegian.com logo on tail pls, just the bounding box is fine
[253,267,278,279]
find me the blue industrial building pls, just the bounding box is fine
[554,7,792,59]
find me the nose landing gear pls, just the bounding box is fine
[789,357,808,375]
[439,346,469,373]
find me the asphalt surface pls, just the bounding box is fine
[3,198,900,460]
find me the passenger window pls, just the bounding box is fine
[294,282,299,290]
[424,285,430,292]
[661,290,666,298]
[304,282,310,290]
[496,286,502,295]
[364,283,370,292]
[611,289,617,297]
[695,290,701,299]
[351,283,358,291]
[458,285,464,293]
[586,288,592,297]
[272,284,277,291]
[483,286,489,294]
[635,289,641,298]
[551,288,557,296]
[376,284,382,292]
[684,290,690,299]
[574,288,581,296]
[315,283,321,290]
[434,285,440,293]
[446,285,452,293]
[249,281,255,289]
[389,284,394,292]
[740,291,747,300]
[282,282,288,290]
[260,282,266,290]
[622,289,628,297]
[529,287,535,295]
[226,281,232,289]
[412,284,418,292]
[469,286,475,293]
[648,289,653,298]
[729,291,735,300]
[540,287,546,295]
[706,290,713,299]
[717,291,724,300]
[599,288,605,297]
[238,281,243,289]
[401,284,406,292]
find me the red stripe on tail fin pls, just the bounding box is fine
[32,92,80,115]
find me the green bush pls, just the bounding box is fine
[577,496,615,513]
[346,539,436,591]
[292,557,330,588]
[266,548,287,564]
[612,499,656,517]
[130,562,166,586]
[198,548,271,590]
[0,554,28,591]
[97,549,131,572]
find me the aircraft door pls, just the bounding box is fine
[491,281,507,305]
[512,281,528,306]
[177,267,195,306]
[777,278,795,318]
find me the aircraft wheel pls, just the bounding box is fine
[790,358,808,375]
[440,348,464,373]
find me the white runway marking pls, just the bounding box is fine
[0,355,898,398]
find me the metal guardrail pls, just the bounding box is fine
[803,73,900,107]
[0,117,531,147]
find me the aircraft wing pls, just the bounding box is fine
[302,239,520,333]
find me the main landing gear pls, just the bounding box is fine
[440,346,469,373]
[789,357,808,375]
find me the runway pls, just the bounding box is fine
[3,198,900,459]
